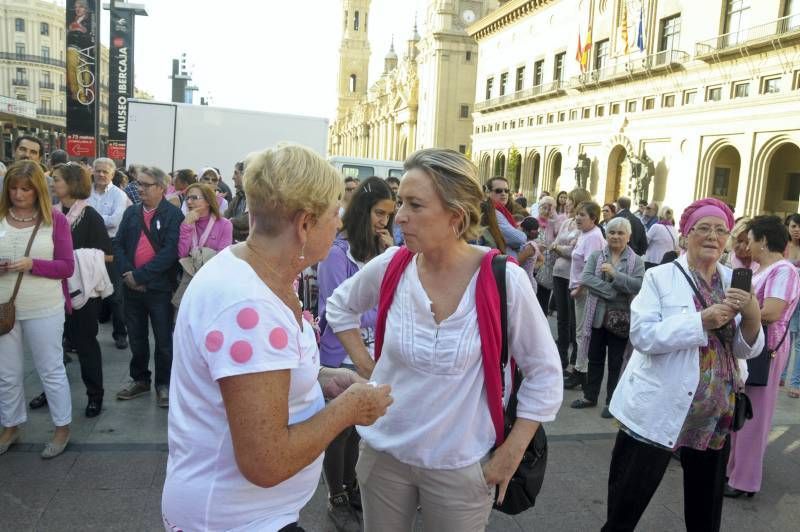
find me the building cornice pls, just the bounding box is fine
[468,0,555,41]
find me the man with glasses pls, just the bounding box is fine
[642,201,659,230]
[486,176,526,257]
[113,167,183,408]
[340,176,359,217]
[88,157,131,349]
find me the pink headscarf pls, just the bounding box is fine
[679,198,734,236]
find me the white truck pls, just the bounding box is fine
[125,99,329,187]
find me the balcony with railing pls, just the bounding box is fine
[0,52,66,68]
[575,50,690,89]
[39,81,55,90]
[696,13,800,60]
[12,79,30,87]
[37,108,66,118]
[475,80,568,113]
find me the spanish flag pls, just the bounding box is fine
[621,1,630,54]
[581,26,593,70]
[576,30,584,70]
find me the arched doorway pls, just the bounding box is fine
[509,150,522,191]
[707,145,741,208]
[524,152,541,196]
[762,142,800,216]
[547,151,562,192]
[479,153,492,181]
[493,153,506,177]
[605,145,628,204]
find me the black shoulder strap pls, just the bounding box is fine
[673,262,708,308]
[139,205,161,252]
[491,254,508,395]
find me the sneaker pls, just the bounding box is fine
[85,398,102,418]
[327,492,361,532]
[156,386,169,408]
[114,337,128,350]
[116,381,150,400]
[564,371,586,390]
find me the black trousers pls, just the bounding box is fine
[536,285,552,316]
[125,288,174,387]
[603,430,730,532]
[65,297,104,400]
[583,327,627,405]
[552,276,577,368]
[104,261,127,340]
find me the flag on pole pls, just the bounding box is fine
[576,29,584,71]
[636,7,644,51]
[620,1,630,55]
[582,25,593,70]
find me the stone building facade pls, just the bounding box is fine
[328,0,499,160]
[469,0,800,217]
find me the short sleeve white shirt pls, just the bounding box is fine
[162,247,324,532]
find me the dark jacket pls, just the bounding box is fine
[224,189,249,242]
[113,198,184,293]
[615,209,648,256]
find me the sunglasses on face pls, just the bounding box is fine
[493,188,510,194]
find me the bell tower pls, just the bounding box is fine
[337,0,371,118]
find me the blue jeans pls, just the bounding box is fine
[125,288,174,388]
[782,332,800,389]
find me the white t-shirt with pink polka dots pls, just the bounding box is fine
[162,247,325,532]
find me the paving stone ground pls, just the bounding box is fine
[1,321,799,531]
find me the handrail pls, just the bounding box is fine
[696,13,800,55]
[0,52,67,68]
[476,79,566,111]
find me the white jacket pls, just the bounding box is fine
[609,254,764,448]
[67,248,113,310]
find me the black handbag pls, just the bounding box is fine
[490,255,547,515]
[746,324,788,387]
[673,262,751,432]
[603,308,631,338]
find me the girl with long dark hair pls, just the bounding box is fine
[316,176,395,530]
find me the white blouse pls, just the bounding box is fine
[326,246,563,470]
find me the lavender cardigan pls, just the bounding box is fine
[29,210,75,313]
[318,237,377,367]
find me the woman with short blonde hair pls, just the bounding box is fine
[162,143,392,531]
[0,161,75,458]
[326,148,562,531]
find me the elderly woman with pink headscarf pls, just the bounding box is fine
[602,198,764,532]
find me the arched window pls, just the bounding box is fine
[349,74,357,93]
[354,11,360,31]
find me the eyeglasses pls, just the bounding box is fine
[493,188,510,194]
[201,177,219,183]
[185,195,203,201]
[692,226,730,238]
[345,187,357,192]
[136,180,158,189]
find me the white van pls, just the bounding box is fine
[329,156,404,181]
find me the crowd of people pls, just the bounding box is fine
[1,136,799,532]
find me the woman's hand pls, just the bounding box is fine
[724,288,758,320]
[701,303,735,330]
[319,367,365,399]
[184,209,200,225]
[336,382,393,426]
[376,229,394,250]
[570,286,584,298]
[600,263,616,278]
[5,257,33,273]
[483,419,540,504]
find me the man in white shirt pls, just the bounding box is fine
[89,157,130,349]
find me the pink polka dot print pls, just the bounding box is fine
[230,340,253,363]
[236,307,259,330]
[205,331,224,352]
[269,327,289,350]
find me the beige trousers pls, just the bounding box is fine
[356,442,494,532]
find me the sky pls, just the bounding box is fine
[92,0,428,120]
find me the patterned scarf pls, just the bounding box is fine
[59,199,89,229]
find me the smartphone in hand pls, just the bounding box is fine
[731,268,752,293]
